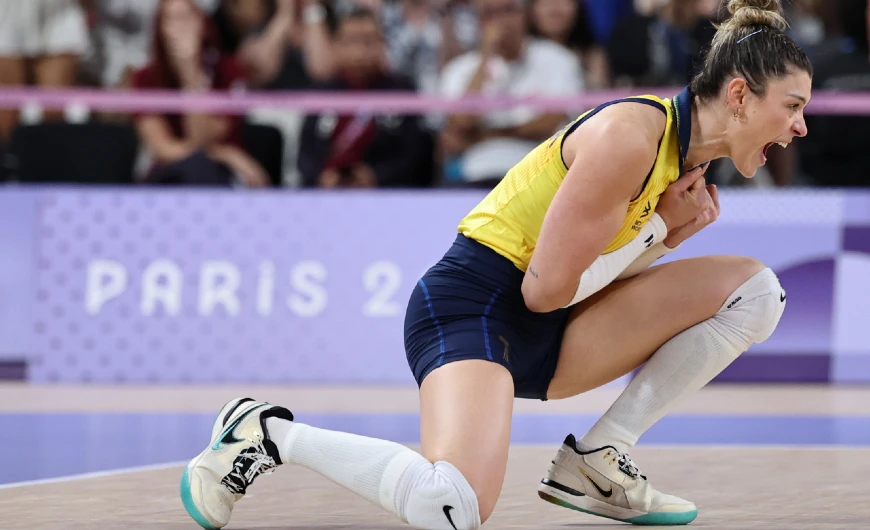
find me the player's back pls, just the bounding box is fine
[458,88,695,272]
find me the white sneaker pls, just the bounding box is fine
[210,397,256,440]
[537,434,698,526]
[180,398,294,529]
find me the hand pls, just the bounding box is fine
[655,164,713,233]
[277,0,295,15]
[349,165,377,188]
[664,183,720,248]
[319,169,341,188]
[213,146,270,187]
[480,22,504,56]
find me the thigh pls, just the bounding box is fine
[33,54,78,87]
[0,57,26,84]
[547,255,765,399]
[0,57,27,143]
[419,359,514,524]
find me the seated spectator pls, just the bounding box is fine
[131,0,269,187]
[528,0,610,89]
[297,6,433,188]
[438,0,583,188]
[0,0,90,143]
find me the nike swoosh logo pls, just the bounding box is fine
[443,505,458,530]
[578,467,613,498]
[212,405,258,450]
[780,292,786,302]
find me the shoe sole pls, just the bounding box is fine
[538,480,698,526]
[180,466,221,530]
[180,401,264,530]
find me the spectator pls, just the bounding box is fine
[606,0,717,88]
[212,0,335,90]
[297,6,434,188]
[528,0,610,89]
[796,0,870,187]
[77,0,159,91]
[131,0,269,187]
[0,0,91,142]
[380,0,479,95]
[438,0,583,188]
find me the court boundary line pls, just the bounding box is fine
[4,443,870,490]
[0,460,187,490]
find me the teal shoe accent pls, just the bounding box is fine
[539,491,697,526]
[180,466,219,530]
[626,510,698,526]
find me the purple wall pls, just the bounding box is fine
[2,187,868,384]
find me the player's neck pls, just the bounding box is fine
[684,97,730,170]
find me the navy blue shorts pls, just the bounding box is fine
[404,234,571,400]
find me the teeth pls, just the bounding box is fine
[777,142,788,148]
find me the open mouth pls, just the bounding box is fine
[763,141,789,157]
[761,141,789,164]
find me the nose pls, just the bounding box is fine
[792,113,808,138]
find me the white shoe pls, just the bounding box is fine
[210,397,256,440]
[538,434,698,526]
[180,398,294,529]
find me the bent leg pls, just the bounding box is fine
[181,364,512,530]
[547,255,774,400]
[537,255,785,525]
[420,360,514,524]
[265,360,513,529]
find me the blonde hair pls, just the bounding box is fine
[717,0,789,33]
[690,0,812,101]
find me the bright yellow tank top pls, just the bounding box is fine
[457,87,695,272]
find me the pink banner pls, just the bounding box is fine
[1,87,869,115]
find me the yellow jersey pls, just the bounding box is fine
[457,87,696,272]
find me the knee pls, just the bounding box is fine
[402,460,483,529]
[716,264,786,346]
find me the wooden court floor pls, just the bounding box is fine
[3,384,870,529]
[3,446,868,529]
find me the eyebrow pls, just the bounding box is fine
[789,94,808,104]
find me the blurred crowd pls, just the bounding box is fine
[0,0,868,189]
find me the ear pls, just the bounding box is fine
[725,78,749,111]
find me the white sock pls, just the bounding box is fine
[266,419,481,529]
[581,268,785,453]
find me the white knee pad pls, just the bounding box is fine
[714,267,786,349]
[394,458,481,530]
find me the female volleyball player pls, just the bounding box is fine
[180,1,811,528]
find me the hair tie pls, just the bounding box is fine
[737,29,763,43]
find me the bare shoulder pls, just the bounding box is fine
[561,101,667,170]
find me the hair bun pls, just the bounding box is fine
[722,0,788,32]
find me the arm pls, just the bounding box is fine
[237,2,295,87]
[521,112,660,313]
[444,57,491,132]
[300,2,336,82]
[483,50,583,142]
[483,114,568,142]
[443,21,503,132]
[135,115,198,164]
[614,241,679,281]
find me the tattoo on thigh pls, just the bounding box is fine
[529,267,539,279]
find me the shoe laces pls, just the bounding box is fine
[603,449,646,480]
[221,431,278,496]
